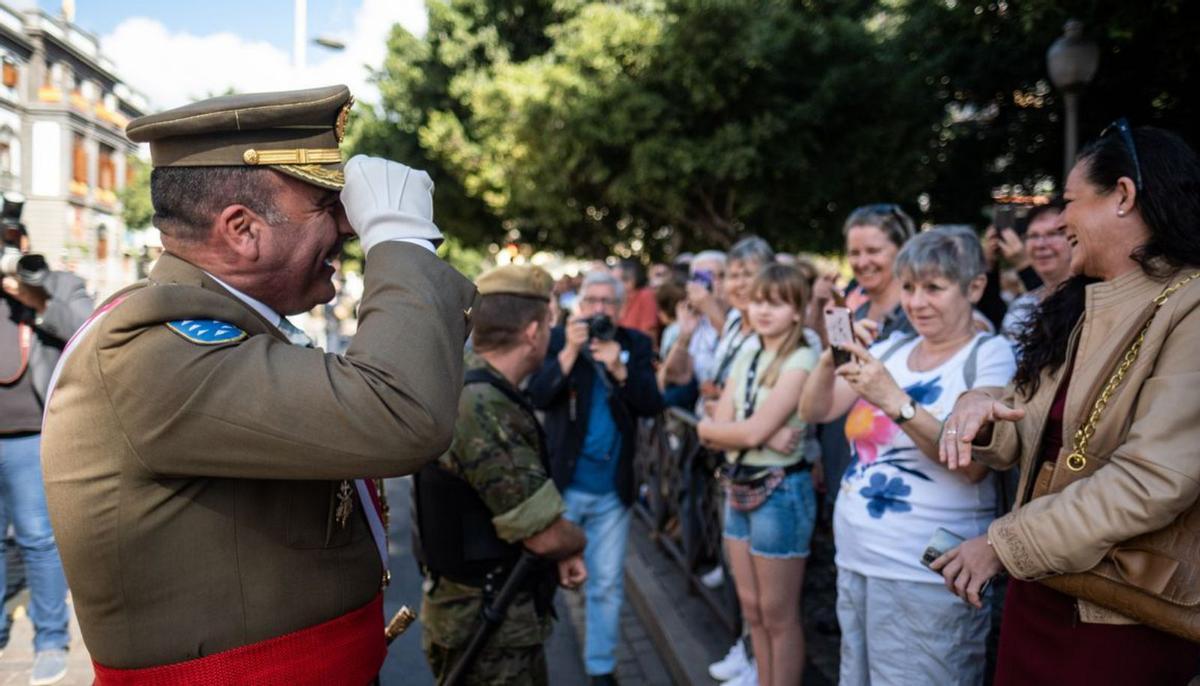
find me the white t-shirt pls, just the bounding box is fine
[833,332,1017,583]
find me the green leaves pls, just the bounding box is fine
[355,0,1200,258]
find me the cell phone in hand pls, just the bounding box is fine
[921,527,965,568]
[690,269,714,292]
[921,527,996,597]
[825,306,854,366]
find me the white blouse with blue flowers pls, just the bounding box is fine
[833,333,1017,583]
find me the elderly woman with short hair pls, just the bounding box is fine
[799,226,1016,685]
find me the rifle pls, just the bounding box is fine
[444,551,540,686]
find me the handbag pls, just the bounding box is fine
[715,348,789,512]
[1031,271,1200,642]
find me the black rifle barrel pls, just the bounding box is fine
[444,551,540,686]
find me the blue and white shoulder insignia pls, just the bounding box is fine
[165,319,247,345]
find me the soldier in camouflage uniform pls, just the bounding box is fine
[416,264,588,686]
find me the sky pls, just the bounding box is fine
[21,0,427,109]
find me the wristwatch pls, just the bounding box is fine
[894,398,917,425]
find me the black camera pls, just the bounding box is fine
[0,192,48,288]
[584,314,617,342]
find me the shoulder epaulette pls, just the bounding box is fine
[165,319,247,345]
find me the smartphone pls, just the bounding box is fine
[690,269,714,292]
[921,527,996,596]
[921,527,965,568]
[993,204,1021,236]
[825,306,854,366]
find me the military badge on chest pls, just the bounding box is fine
[335,480,354,528]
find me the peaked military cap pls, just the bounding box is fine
[476,264,554,301]
[125,84,354,190]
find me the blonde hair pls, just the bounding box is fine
[748,263,810,387]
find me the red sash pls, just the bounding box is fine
[91,593,386,686]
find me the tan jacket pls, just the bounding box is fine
[974,267,1200,624]
[41,243,477,668]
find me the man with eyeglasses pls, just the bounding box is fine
[1000,199,1073,339]
[528,270,664,685]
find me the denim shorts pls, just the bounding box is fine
[723,469,817,559]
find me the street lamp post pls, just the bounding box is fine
[1047,19,1100,181]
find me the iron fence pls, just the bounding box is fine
[632,407,741,637]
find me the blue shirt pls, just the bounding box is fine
[570,367,621,494]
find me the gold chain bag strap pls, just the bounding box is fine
[1036,271,1200,642]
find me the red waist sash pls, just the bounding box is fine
[92,593,386,686]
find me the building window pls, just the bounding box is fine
[2,59,16,89]
[98,145,115,190]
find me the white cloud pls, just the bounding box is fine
[101,0,427,110]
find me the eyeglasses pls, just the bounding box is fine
[1100,118,1144,191]
[581,296,617,307]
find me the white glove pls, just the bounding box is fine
[340,155,444,254]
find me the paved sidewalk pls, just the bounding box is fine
[0,592,92,686]
[562,586,673,685]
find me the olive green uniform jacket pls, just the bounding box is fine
[41,242,476,668]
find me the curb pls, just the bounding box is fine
[624,549,715,686]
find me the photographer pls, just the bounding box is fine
[0,201,92,684]
[528,271,664,685]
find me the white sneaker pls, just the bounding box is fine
[708,639,749,681]
[700,565,725,589]
[726,662,758,686]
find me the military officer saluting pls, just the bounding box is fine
[415,264,587,685]
[40,85,477,683]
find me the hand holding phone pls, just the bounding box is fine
[825,305,855,366]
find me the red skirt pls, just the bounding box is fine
[995,579,1200,686]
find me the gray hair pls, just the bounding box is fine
[690,250,726,273]
[893,226,986,293]
[580,270,625,306]
[842,203,917,248]
[728,235,774,267]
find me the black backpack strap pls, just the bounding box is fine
[463,367,550,468]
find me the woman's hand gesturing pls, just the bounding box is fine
[938,391,1025,470]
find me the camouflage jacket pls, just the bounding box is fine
[421,351,565,649]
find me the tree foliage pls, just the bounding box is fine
[119,155,153,230]
[354,0,1200,257]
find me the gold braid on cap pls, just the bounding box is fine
[276,164,346,189]
[243,148,343,165]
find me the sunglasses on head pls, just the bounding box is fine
[1099,117,1144,191]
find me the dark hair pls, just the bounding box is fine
[654,281,686,319]
[615,259,647,289]
[1023,195,1065,229]
[842,203,916,248]
[1014,126,1200,396]
[151,167,286,241]
[471,294,549,353]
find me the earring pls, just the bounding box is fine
[1117,209,1127,217]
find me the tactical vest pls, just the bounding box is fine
[412,368,553,587]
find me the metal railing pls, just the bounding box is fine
[632,407,740,637]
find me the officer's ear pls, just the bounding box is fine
[212,204,265,260]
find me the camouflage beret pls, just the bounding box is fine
[124,84,353,190]
[475,264,554,301]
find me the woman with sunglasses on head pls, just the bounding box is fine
[937,123,1200,685]
[812,206,919,501]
